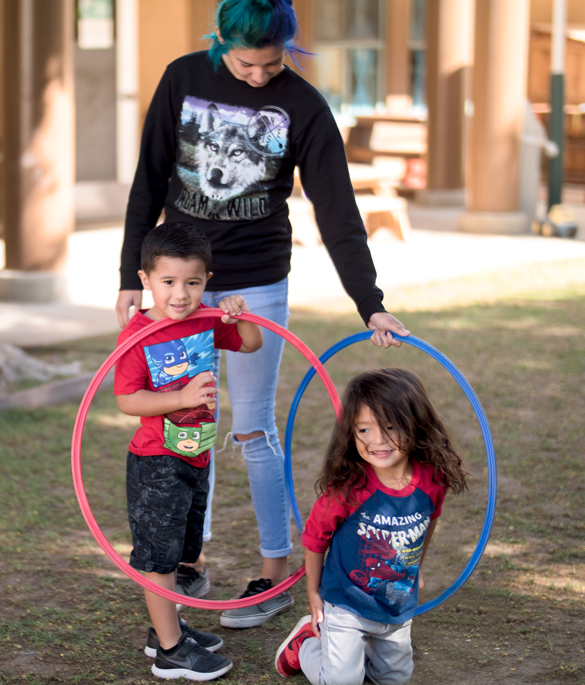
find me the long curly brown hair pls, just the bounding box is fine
[316,368,469,503]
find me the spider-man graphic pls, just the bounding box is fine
[350,533,418,608]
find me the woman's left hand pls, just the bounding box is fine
[367,312,410,348]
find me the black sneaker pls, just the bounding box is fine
[151,633,232,680]
[145,618,223,658]
[219,578,294,629]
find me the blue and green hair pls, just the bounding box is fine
[206,0,309,67]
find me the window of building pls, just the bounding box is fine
[77,0,114,50]
[314,0,385,114]
[409,0,427,111]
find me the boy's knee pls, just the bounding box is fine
[144,570,171,577]
[234,430,264,441]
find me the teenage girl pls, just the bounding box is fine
[275,368,468,685]
[116,0,409,628]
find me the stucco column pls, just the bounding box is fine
[458,0,530,234]
[418,0,473,207]
[116,0,140,184]
[0,0,75,302]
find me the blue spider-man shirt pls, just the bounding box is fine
[302,462,447,624]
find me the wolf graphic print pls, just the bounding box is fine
[143,329,217,458]
[175,97,290,221]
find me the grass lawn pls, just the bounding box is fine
[1,256,584,684]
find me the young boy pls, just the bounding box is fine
[114,221,262,680]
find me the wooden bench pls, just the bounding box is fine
[345,116,427,165]
[287,197,320,247]
[288,194,410,246]
[291,162,410,243]
[355,194,411,241]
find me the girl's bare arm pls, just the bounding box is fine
[418,518,438,596]
[304,548,325,638]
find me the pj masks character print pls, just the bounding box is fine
[147,339,200,387]
[163,419,216,458]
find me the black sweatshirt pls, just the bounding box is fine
[121,51,385,324]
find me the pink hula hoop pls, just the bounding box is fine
[71,308,343,610]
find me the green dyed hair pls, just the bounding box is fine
[206,0,309,67]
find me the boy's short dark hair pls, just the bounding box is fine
[141,222,212,274]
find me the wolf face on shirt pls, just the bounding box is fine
[175,97,290,217]
[194,103,267,201]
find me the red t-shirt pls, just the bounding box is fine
[114,305,242,467]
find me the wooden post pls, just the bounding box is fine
[420,0,473,206]
[458,0,530,233]
[0,0,75,301]
[385,0,411,108]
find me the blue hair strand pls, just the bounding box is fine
[205,0,310,69]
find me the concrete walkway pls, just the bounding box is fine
[1,201,585,348]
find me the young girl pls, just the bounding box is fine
[275,368,468,685]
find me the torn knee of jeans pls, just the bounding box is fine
[232,430,280,456]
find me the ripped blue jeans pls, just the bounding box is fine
[202,278,292,558]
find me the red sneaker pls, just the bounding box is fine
[275,615,315,677]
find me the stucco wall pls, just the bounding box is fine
[138,0,215,125]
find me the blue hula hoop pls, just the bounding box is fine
[284,331,497,616]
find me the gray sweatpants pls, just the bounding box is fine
[299,602,414,685]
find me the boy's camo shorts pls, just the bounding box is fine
[126,451,209,574]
